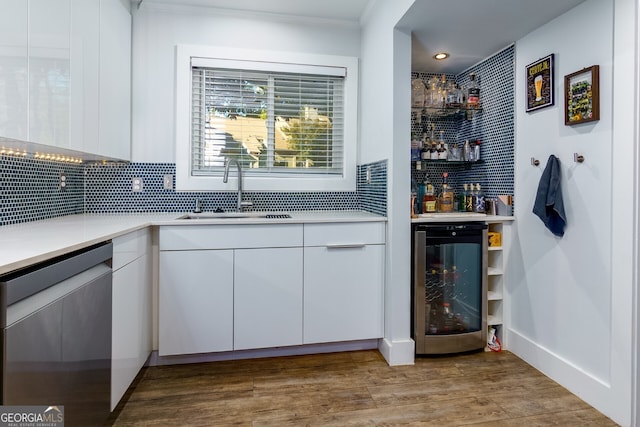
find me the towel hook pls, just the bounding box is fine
[574,153,585,163]
[531,157,540,166]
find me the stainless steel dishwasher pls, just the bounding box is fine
[0,242,113,427]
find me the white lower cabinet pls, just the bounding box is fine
[157,221,385,357]
[303,223,385,344]
[234,248,303,350]
[303,245,384,344]
[111,229,151,411]
[158,250,234,356]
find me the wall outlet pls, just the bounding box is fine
[59,173,67,191]
[132,177,143,192]
[163,174,174,190]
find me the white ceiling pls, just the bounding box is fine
[401,0,587,73]
[138,0,587,74]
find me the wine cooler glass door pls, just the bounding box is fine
[413,223,487,354]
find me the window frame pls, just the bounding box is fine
[175,45,358,192]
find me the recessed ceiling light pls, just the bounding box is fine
[434,52,449,60]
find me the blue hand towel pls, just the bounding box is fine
[532,155,566,237]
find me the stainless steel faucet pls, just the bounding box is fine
[223,158,252,211]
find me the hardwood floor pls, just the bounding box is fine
[107,350,617,426]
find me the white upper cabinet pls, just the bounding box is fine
[29,0,70,148]
[0,0,131,160]
[98,0,131,160]
[0,0,28,141]
[70,0,100,154]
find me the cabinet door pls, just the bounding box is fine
[29,0,71,148]
[234,248,303,350]
[111,253,151,411]
[159,250,234,356]
[304,245,384,344]
[99,0,131,159]
[70,0,100,154]
[0,0,28,141]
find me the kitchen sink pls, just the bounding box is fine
[177,212,292,220]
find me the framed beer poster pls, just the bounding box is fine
[564,65,600,125]
[526,54,554,112]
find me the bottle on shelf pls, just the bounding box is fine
[417,178,426,214]
[422,176,437,213]
[411,134,422,170]
[448,141,461,161]
[411,191,418,218]
[474,184,486,213]
[466,73,480,108]
[463,139,471,162]
[459,184,468,212]
[465,183,474,212]
[439,74,448,107]
[438,131,448,160]
[421,133,430,163]
[474,139,481,161]
[429,138,438,160]
[438,172,454,212]
[411,78,426,108]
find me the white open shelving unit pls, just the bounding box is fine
[486,221,505,347]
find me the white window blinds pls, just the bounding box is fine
[191,65,345,177]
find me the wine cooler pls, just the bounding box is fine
[412,223,487,354]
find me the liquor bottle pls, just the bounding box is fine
[474,183,486,213]
[465,183,474,212]
[463,139,471,162]
[422,176,437,213]
[421,133,430,162]
[429,139,438,160]
[411,78,426,108]
[411,134,420,162]
[438,131,448,160]
[467,73,480,108]
[439,74,448,107]
[438,172,454,212]
[459,184,468,212]
[411,191,418,218]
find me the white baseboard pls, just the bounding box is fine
[507,328,627,425]
[148,339,379,366]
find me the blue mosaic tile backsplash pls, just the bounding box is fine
[0,155,84,226]
[0,158,387,226]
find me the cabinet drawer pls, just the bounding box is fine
[159,224,303,250]
[304,222,385,247]
[112,228,150,271]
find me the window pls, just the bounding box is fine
[176,46,358,192]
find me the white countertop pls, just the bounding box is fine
[0,211,386,275]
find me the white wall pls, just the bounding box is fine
[360,0,415,365]
[510,0,637,424]
[130,3,361,163]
